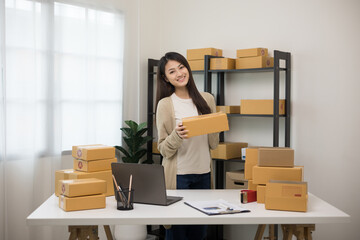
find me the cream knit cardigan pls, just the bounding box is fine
[156,92,220,189]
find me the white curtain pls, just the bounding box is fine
[0,0,124,239]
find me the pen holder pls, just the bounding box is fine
[116,188,134,210]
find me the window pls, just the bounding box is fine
[4,0,124,157]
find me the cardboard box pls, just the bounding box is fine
[216,106,240,114]
[226,170,248,189]
[73,157,117,172]
[257,185,266,203]
[59,178,107,197]
[247,179,257,191]
[252,166,303,185]
[182,112,229,138]
[211,142,248,160]
[258,148,294,167]
[55,169,75,197]
[187,48,223,60]
[59,194,106,212]
[244,148,259,180]
[236,56,271,69]
[240,99,285,115]
[265,180,308,212]
[210,58,235,70]
[68,170,114,196]
[72,145,115,161]
[236,48,268,58]
[152,142,160,154]
[188,60,204,71]
[266,57,274,67]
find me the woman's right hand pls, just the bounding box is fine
[175,122,188,139]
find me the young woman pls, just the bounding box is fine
[155,52,219,240]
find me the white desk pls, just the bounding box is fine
[27,190,350,226]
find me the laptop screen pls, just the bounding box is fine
[111,163,169,205]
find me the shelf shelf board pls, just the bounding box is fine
[212,158,245,163]
[209,67,286,73]
[228,114,286,118]
[150,68,286,75]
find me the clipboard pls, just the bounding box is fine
[184,199,250,216]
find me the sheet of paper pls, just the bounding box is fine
[184,199,250,215]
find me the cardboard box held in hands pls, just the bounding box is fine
[182,112,229,138]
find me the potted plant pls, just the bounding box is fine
[115,120,153,164]
[113,120,153,239]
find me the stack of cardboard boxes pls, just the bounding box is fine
[235,47,273,69]
[187,48,223,71]
[244,147,308,212]
[59,178,107,211]
[55,144,117,211]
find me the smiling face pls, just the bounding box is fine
[164,60,189,91]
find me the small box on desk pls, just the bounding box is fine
[59,178,107,197]
[73,157,117,172]
[210,58,235,70]
[243,147,260,180]
[182,112,229,138]
[265,180,308,212]
[55,169,75,197]
[59,194,106,212]
[187,48,223,60]
[236,48,268,58]
[72,144,115,161]
[257,185,266,204]
[211,142,248,160]
[226,170,248,189]
[68,170,114,196]
[240,99,285,115]
[252,166,303,185]
[258,147,294,167]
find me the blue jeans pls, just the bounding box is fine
[166,172,210,240]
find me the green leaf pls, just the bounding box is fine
[135,128,148,137]
[115,145,130,158]
[134,149,147,160]
[120,127,133,137]
[139,136,153,147]
[125,120,138,132]
[137,122,147,131]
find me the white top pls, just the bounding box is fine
[171,93,211,175]
[27,190,350,226]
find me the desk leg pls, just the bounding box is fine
[254,224,266,240]
[68,225,98,240]
[104,225,114,240]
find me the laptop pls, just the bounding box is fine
[111,163,183,206]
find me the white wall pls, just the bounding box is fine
[139,0,360,239]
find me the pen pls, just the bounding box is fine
[219,203,233,211]
[127,174,133,207]
[112,174,128,205]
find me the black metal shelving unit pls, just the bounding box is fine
[204,50,292,190]
[146,50,291,239]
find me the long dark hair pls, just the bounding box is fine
[155,52,211,115]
